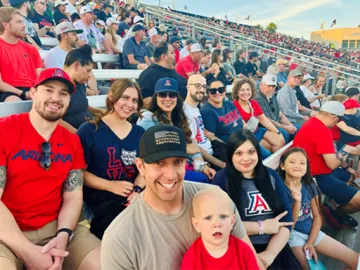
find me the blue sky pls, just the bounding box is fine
[143,0,359,39]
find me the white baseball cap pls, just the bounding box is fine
[303,74,314,80]
[106,17,119,26]
[261,74,277,86]
[133,15,144,24]
[79,6,93,15]
[54,0,68,7]
[96,20,105,27]
[190,43,202,53]
[320,101,345,116]
[148,27,158,38]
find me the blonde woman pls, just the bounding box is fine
[104,17,124,54]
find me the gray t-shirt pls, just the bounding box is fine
[101,181,246,270]
[44,46,68,68]
[146,42,155,59]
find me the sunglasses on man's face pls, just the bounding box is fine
[40,142,51,171]
[157,92,177,99]
[37,1,46,5]
[208,87,226,95]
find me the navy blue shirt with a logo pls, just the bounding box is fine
[28,10,55,37]
[200,100,243,142]
[77,122,144,213]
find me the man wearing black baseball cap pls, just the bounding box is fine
[102,125,257,270]
[0,67,101,270]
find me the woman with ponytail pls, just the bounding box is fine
[76,78,145,239]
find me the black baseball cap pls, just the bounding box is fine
[345,87,360,97]
[139,125,190,164]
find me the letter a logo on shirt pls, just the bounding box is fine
[245,191,273,217]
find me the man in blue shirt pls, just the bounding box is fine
[122,24,150,70]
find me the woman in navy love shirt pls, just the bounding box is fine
[77,79,145,239]
[278,147,359,269]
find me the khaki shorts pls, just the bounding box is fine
[0,220,100,270]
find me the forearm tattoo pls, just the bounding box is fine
[0,166,6,190]
[62,170,83,192]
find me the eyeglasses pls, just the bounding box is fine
[157,92,177,99]
[188,83,207,90]
[40,142,51,171]
[37,1,46,5]
[208,87,226,95]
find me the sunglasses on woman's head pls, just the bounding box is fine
[157,92,177,99]
[208,87,226,95]
[40,142,51,171]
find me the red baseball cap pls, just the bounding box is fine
[289,63,298,71]
[34,68,76,94]
[343,99,360,110]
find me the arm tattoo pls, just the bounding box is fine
[62,170,83,193]
[0,166,6,190]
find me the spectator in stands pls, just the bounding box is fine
[234,49,247,77]
[117,11,131,37]
[77,79,145,239]
[0,68,101,270]
[147,18,155,30]
[337,99,360,148]
[129,7,137,26]
[199,36,207,50]
[222,48,236,78]
[0,7,43,102]
[53,0,70,24]
[184,74,226,169]
[199,49,212,73]
[277,69,309,125]
[74,6,105,52]
[28,0,55,37]
[70,12,80,23]
[176,43,204,80]
[207,49,233,86]
[212,129,300,269]
[161,31,168,42]
[309,75,326,96]
[96,3,112,22]
[101,125,252,269]
[104,17,123,54]
[181,186,259,270]
[65,0,76,16]
[10,0,42,49]
[137,78,215,182]
[138,42,187,108]
[293,101,360,228]
[146,27,161,63]
[246,52,263,83]
[345,86,360,102]
[61,45,103,131]
[170,35,181,63]
[232,79,285,153]
[254,74,298,143]
[300,74,325,110]
[44,21,82,68]
[95,19,106,35]
[211,38,222,52]
[274,59,289,88]
[179,37,194,59]
[278,148,359,270]
[122,24,150,70]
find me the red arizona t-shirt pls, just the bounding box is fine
[180,235,259,270]
[233,99,263,122]
[293,117,335,175]
[0,113,86,230]
[330,121,342,141]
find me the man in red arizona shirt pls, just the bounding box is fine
[0,68,101,270]
[176,43,202,80]
[293,101,360,228]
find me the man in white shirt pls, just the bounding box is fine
[179,38,194,59]
[44,21,82,68]
[74,6,104,52]
[184,74,226,169]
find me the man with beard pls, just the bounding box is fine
[9,0,42,48]
[184,74,226,170]
[101,125,256,270]
[0,68,101,270]
[138,41,187,108]
[44,21,83,68]
[0,7,43,102]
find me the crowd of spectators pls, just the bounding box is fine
[0,1,360,270]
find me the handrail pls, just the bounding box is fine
[143,4,360,77]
